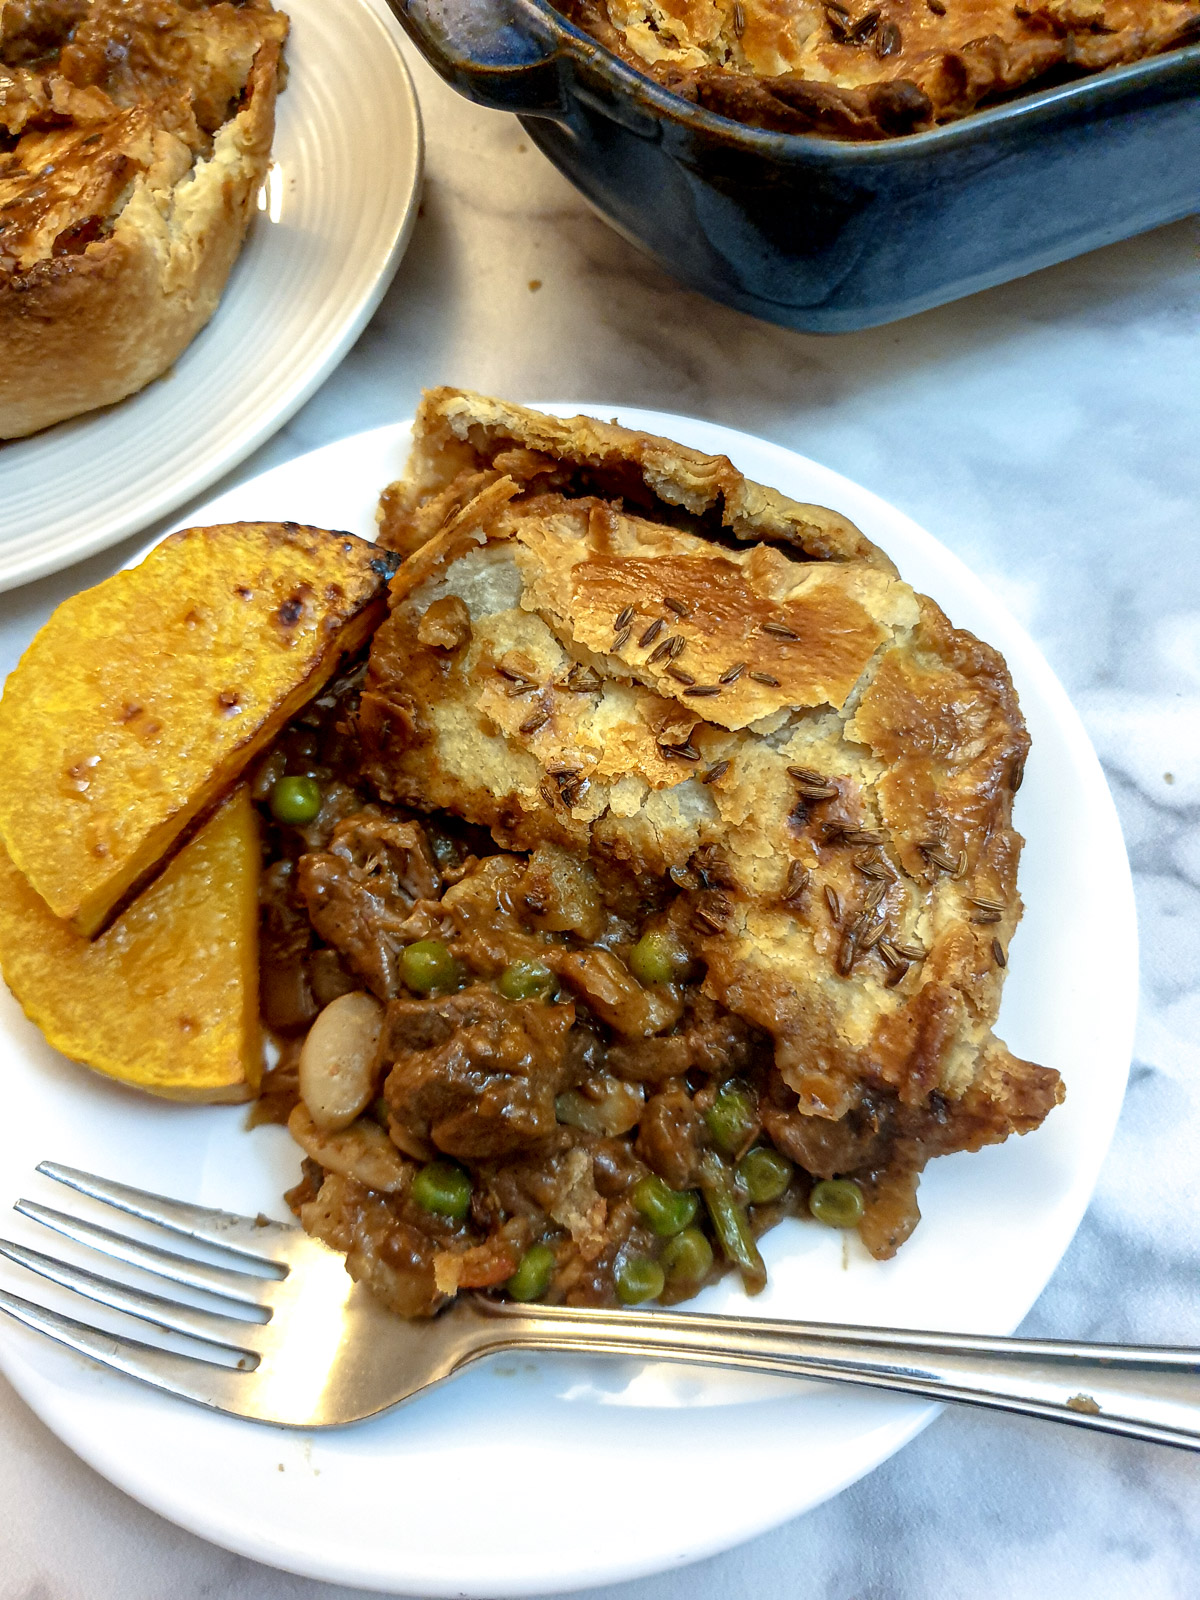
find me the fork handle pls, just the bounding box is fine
[470,1302,1200,1451]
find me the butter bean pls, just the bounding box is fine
[298,991,385,1130]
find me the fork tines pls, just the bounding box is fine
[0,1162,304,1405]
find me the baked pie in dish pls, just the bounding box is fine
[558,0,1200,138]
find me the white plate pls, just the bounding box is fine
[0,413,1137,1596]
[0,0,422,594]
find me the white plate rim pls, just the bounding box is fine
[0,0,423,595]
[0,409,1138,1595]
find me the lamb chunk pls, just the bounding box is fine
[554,948,682,1037]
[635,1082,706,1189]
[591,1135,647,1197]
[607,997,768,1083]
[381,986,577,1160]
[328,813,442,900]
[297,812,442,999]
[760,1083,893,1179]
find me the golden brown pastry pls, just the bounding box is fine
[0,0,288,438]
[559,0,1200,139]
[359,390,1063,1258]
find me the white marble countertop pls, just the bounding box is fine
[3,37,1200,1600]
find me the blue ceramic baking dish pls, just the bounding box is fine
[392,0,1200,332]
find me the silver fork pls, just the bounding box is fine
[3,1160,1200,1447]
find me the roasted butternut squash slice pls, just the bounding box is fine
[0,521,398,935]
[0,785,261,1102]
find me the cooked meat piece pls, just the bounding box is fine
[329,812,442,900]
[607,996,766,1082]
[761,1084,893,1179]
[296,812,441,999]
[635,1082,706,1189]
[381,987,577,1160]
[297,854,407,999]
[591,1134,648,1197]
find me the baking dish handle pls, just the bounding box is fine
[389,0,567,117]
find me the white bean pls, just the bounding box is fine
[287,1104,410,1193]
[299,990,386,1130]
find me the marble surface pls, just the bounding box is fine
[3,37,1200,1600]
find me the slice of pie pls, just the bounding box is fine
[346,390,1062,1264]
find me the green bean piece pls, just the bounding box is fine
[809,1178,865,1229]
[630,1174,699,1237]
[698,1152,766,1294]
[628,929,690,987]
[615,1254,665,1305]
[736,1146,794,1205]
[497,960,555,1001]
[400,939,460,996]
[661,1226,714,1288]
[507,1242,556,1302]
[269,774,322,826]
[703,1082,758,1158]
[410,1160,472,1222]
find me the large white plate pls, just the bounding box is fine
[0,413,1136,1596]
[0,0,421,594]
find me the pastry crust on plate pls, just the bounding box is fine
[364,392,1063,1255]
[0,0,288,438]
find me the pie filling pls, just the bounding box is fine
[258,653,1057,1317]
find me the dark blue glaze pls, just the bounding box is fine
[392,0,1200,331]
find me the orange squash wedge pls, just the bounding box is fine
[0,521,397,935]
[0,785,261,1102]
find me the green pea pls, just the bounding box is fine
[497,960,555,1001]
[400,939,460,995]
[615,1254,665,1305]
[704,1082,757,1158]
[736,1147,794,1205]
[661,1227,714,1288]
[411,1160,472,1221]
[809,1178,865,1229]
[628,929,690,987]
[630,1174,699,1237]
[507,1242,556,1303]
[269,774,322,826]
